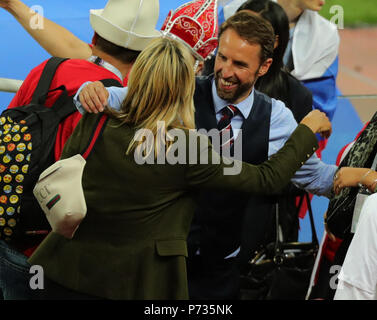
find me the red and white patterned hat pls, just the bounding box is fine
[161,0,219,61]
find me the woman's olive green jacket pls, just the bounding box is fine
[29,113,318,299]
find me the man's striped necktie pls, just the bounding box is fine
[217,105,239,155]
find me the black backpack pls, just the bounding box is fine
[0,57,122,245]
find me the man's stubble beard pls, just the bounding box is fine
[214,71,258,103]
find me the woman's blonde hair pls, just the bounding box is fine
[107,37,196,157]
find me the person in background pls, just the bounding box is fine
[28,36,332,300]
[334,168,377,300]
[307,112,377,300]
[333,192,377,300]
[332,167,377,300]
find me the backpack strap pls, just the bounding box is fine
[81,114,108,160]
[50,78,124,120]
[31,57,69,105]
[99,78,123,88]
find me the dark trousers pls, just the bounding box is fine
[187,255,240,300]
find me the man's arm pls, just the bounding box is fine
[73,81,127,114]
[269,99,337,197]
[1,0,92,59]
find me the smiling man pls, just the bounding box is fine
[214,27,272,104]
[188,10,337,299]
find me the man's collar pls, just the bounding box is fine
[87,56,123,81]
[211,79,255,119]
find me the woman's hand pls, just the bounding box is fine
[332,167,377,195]
[300,110,332,139]
[79,81,109,113]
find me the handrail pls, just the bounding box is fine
[338,94,377,99]
[0,78,23,93]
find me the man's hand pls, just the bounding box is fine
[78,81,109,113]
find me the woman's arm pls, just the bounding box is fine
[1,0,92,59]
[186,110,332,195]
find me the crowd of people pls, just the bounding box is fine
[0,0,375,300]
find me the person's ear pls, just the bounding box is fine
[257,58,273,77]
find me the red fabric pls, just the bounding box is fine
[82,114,107,159]
[316,139,327,160]
[297,192,313,219]
[23,245,41,258]
[8,58,123,161]
[298,139,328,219]
[7,58,123,256]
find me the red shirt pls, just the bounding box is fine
[8,58,123,161]
[8,58,123,256]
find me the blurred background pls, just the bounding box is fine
[0,0,376,241]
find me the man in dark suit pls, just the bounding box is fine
[186,10,337,299]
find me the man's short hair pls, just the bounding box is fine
[219,10,275,63]
[96,34,141,64]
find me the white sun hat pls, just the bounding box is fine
[90,0,161,51]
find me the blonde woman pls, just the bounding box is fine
[29,37,331,300]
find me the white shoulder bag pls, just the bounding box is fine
[33,114,108,239]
